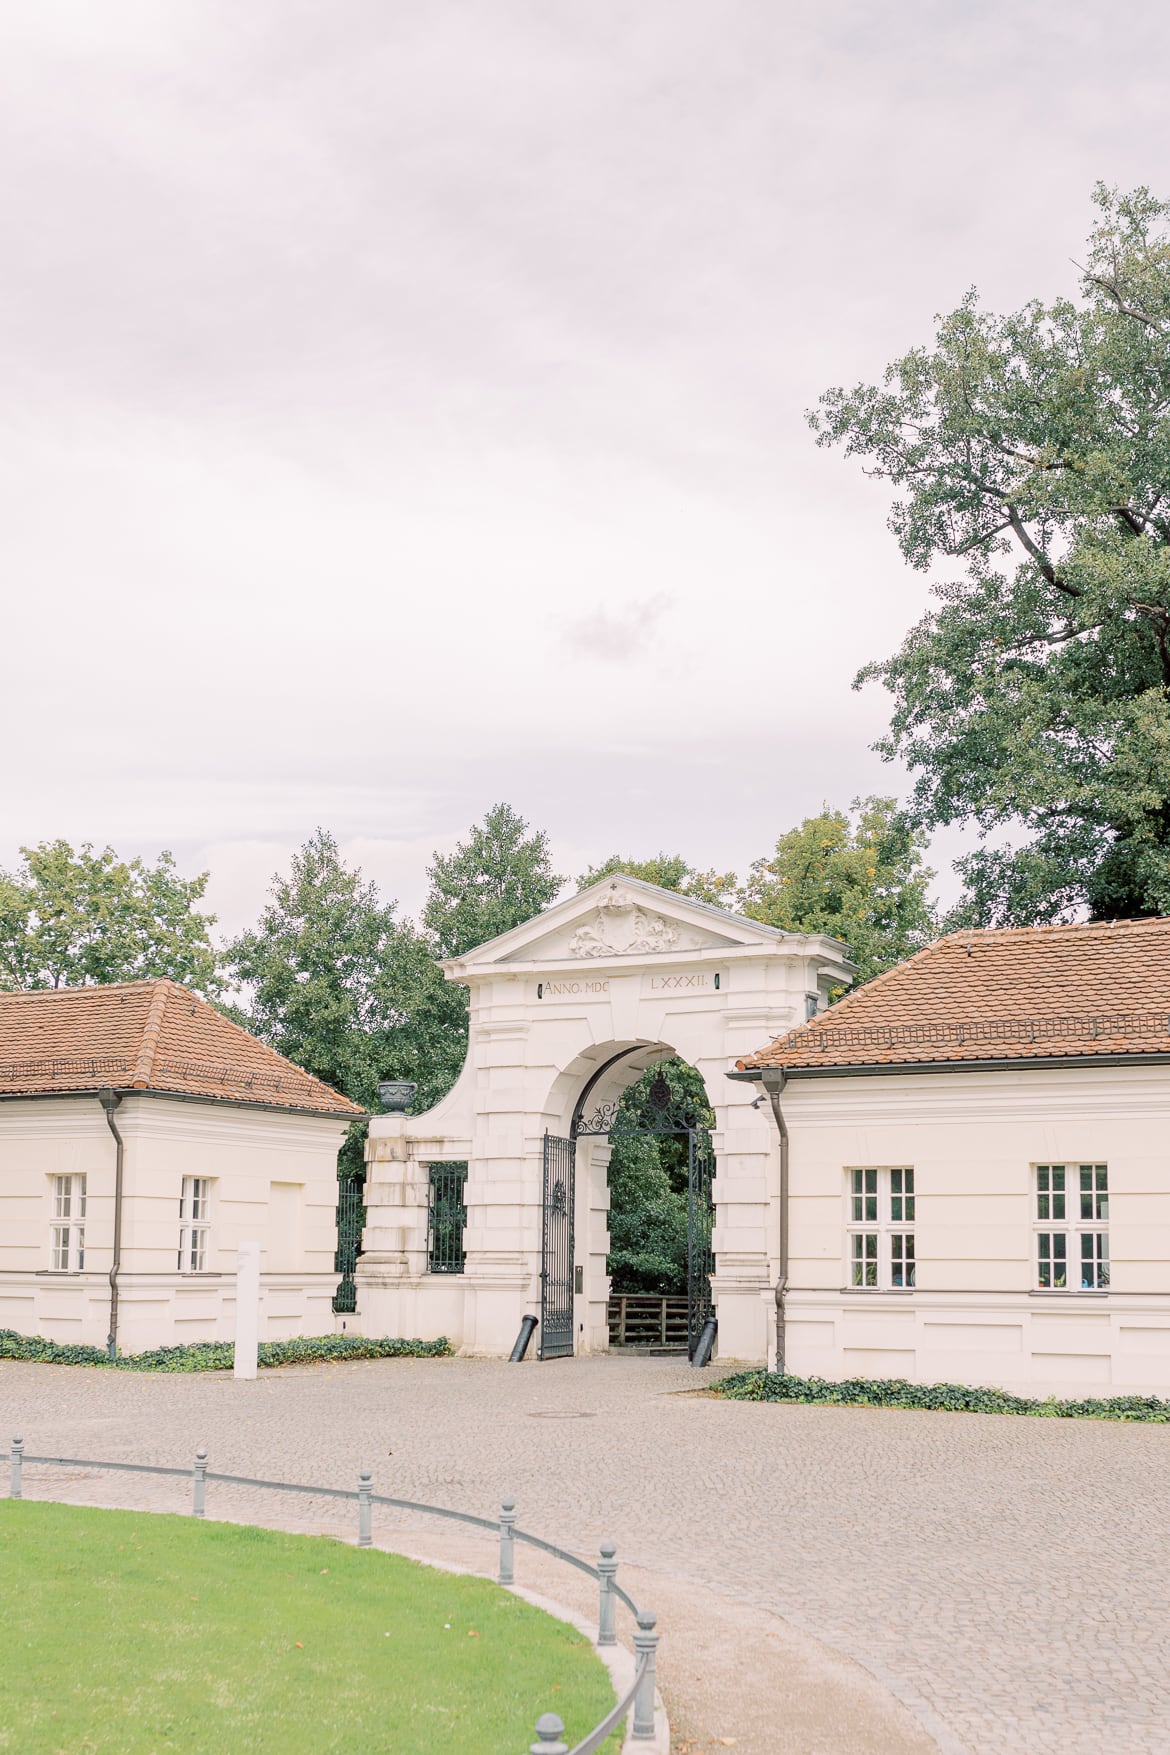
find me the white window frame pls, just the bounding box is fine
[178,1176,212,1274]
[846,1167,916,1290]
[50,1174,86,1272]
[1034,1164,1109,1291]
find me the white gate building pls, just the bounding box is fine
[355,876,851,1362]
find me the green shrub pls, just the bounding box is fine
[0,1331,451,1373]
[714,1369,1170,1422]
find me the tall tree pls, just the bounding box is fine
[423,802,562,958]
[812,184,1170,925]
[229,807,562,1130]
[0,841,220,994]
[740,798,936,984]
[577,853,738,909]
[225,829,463,1116]
[225,829,402,1109]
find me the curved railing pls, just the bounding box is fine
[8,1436,659,1755]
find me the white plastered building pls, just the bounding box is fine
[735,917,1170,1398]
[0,981,361,1352]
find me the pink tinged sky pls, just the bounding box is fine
[3,2,1169,933]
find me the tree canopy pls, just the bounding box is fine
[812,184,1170,925]
[226,829,403,1110]
[580,807,935,986]
[0,840,219,994]
[423,802,562,958]
[577,853,738,909]
[227,807,564,1145]
[740,797,936,983]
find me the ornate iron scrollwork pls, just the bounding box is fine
[648,1070,671,1111]
[574,1084,714,1138]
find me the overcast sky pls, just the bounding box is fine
[4,2,1170,936]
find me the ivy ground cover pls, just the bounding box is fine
[715,1369,1170,1421]
[0,1503,619,1755]
[0,1331,451,1371]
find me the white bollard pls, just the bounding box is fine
[234,1242,261,1380]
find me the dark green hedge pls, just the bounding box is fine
[0,1331,452,1373]
[714,1369,1170,1423]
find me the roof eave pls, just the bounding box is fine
[0,1086,366,1120]
[746,1050,1170,1079]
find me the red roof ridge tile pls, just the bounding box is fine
[131,979,171,1089]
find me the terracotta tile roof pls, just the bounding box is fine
[738,917,1170,1073]
[0,981,364,1115]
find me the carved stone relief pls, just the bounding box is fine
[568,885,682,958]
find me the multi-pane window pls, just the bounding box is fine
[50,1175,86,1271]
[178,1177,211,1273]
[1035,1165,1109,1290]
[847,1167,915,1289]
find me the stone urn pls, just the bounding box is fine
[377,1079,418,1114]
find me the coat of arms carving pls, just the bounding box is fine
[568,886,681,958]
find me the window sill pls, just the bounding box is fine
[1028,1289,1110,1297]
[838,1287,916,1295]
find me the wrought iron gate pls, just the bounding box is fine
[540,1132,576,1359]
[687,1130,716,1357]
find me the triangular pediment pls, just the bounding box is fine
[442,874,805,975]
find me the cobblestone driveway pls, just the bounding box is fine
[4,1353,1169,1754]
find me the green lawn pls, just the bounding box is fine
[0,1502,619,1754]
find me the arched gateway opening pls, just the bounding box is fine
[540,1052,715,1361]
[354,876,851,1364]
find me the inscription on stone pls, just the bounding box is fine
[541,978,610,997]
[648,972,713,991]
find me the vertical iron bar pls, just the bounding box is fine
[539,1134,576,1359]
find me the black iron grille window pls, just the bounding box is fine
[427,1163,468,1273]
[332,1175,366,1315]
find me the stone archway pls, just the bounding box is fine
[355,875,851,1362]
[533,1042,714,1361]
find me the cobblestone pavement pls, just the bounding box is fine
[4,1354,1170,1755]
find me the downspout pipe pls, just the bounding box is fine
[98,1089,125,1361]
[760,1069,789,1375]
[727,1066,788,1374]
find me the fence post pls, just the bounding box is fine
[631,1609,659,1740]
[192,1447,207,1518]
[10,1436,23,1500]
[357,1468,373,1547]
[597,1540,618,1645]
[498,1496,517,1585]
[529,1712,568,1754]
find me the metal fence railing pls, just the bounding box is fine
[8,1435,659,1755]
